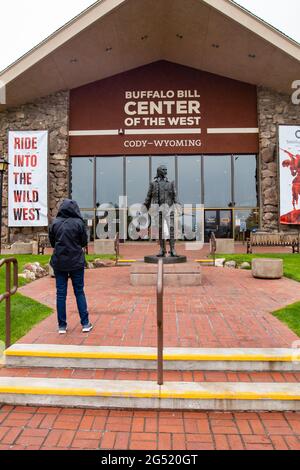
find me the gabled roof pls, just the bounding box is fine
[1,0,300,109]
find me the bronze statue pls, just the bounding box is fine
[144,165,179,257]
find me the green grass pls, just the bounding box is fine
[217,253,300,282]
[0,253,114,346]
[217,252,300,338]
[273,302,300,338]
[0,295,53,345]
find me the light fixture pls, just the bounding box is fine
[212,43,220,48]
[248,53,256,59]
[0,156,9,173]
[176,34,183,39]
[106,47,113,53]
[70,58,78,64]
[141,35,148,41]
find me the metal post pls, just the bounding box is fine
[115,232,120,266]
[6,261,11,348]
[0,258,18,349]
[210,232,217,267]
[0,170,3,255]
[157,258,164,386]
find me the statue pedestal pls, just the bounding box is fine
[144,255,187,264]
[130,263,202,287]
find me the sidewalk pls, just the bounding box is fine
[0,406,300,450]
[18,264,299,348]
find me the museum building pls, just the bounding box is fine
[1,0,300,243]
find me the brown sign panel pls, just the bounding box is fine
[70,61,258,156]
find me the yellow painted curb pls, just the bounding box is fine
[195,260,214,263]
[118,260,137,263]
[0,386,160,398]
[159,391,300,401]
[5,351,158,360]
[4,350,296,362]
[0,386,299,401]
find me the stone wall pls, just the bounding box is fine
[0,91,70,243]
[257,86,300,231]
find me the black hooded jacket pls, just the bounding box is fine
[49,199,87,272]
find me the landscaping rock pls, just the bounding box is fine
[86,262,95,270]
[224,261,237,269]
[92,259,107,268]
[102,260,116,268]
[24,263,38,273]
[92,259,115,268]
[35,266,48,279]
[22,270,36,281]
[23,262,47,279]
[215,258,226,268]
[240,262,251,270]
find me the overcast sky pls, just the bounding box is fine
[0,0,299,72]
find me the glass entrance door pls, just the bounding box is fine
[70,154,258,243]
[204,210,233,242]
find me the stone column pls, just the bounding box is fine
[257,86,300,231]
[0,90,70,244]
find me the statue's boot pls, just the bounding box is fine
[169,240,178,257]
[157,240,166,258]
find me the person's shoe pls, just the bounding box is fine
[82,323,93,333]
[58,326,67,335]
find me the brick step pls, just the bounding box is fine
[1,367,300,384]
[0,377,300,411]
[5,345,300,372]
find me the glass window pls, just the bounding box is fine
[70,157,94,208]
[234,155,258,207]
[126,157,150,206]
[204,155,232,208]
[151,156,176,182]
[96,157,124,207]
[178,156,201,205]
[234,209,259,240]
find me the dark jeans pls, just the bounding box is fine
[55,268,89,328]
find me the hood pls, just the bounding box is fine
[57,199,83,220]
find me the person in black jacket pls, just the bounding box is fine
[49,199,93,335]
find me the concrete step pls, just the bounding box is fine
[0,377,300,411]
[5,345,300,371]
